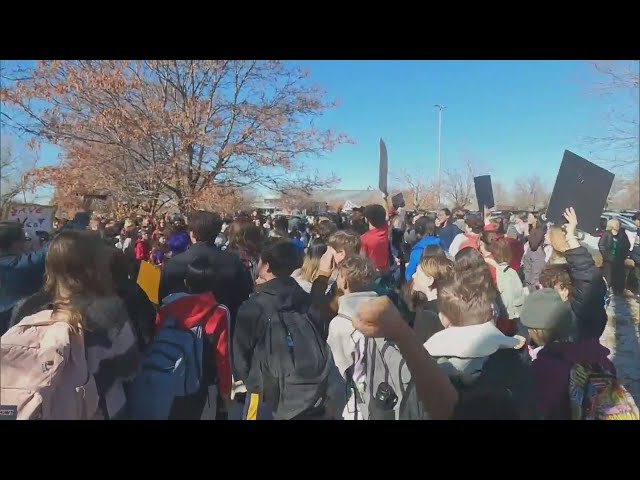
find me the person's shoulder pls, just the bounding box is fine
[237,293,262,313]
[328,314,352,334]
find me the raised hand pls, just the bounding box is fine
[354,296,408,340]
[562,207,578,237]
[318,246,337,276]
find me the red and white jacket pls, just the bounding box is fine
[156,292,232,398]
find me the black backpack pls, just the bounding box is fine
[452,348,537,420]
[256,307,332,420]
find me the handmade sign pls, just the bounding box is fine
[137,260,161,305]
[343,200,359,211]
[4,203,57,238]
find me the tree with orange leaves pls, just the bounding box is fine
[1,61,347,214]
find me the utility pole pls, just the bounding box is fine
[434,104,446,207]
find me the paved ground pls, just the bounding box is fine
[600,293,640,404]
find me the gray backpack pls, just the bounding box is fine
[362,337,430,420]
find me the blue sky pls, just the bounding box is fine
[297,60,635,190]
[2,60,636,202]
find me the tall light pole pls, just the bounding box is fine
[434,104,446,207]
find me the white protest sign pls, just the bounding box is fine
[4,203,57,237]
[343,200,358,212]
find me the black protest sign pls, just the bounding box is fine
[392,192,405,209]
[474,175,495,212]
[546,150,614,235]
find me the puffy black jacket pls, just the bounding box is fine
[564,246,608,340]
[159,241,253,324]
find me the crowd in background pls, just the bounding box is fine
[1,200,639,420]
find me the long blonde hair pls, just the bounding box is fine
[44,230,114,331]
[297,243,327,283]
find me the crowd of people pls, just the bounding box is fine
[1,201,639,420]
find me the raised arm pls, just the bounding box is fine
[354,296,458,420]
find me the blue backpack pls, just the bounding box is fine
[127,315,210,420]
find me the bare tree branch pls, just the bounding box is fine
[583,60,639,170]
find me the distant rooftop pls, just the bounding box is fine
[311,189,384,205]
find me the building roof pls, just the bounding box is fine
[311,189,384,206]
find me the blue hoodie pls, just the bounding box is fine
[405,235,442,280]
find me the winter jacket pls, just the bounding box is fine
[351,219,369,236]
[404,228,418,247]
[308,274,339,339]
[159,241,253,326]
[426,321,535,419]
[530,339,614,420]
[631,227,640,264]
[291,270,313,293]
[157,291,232,398]
[326,291,378,420]
[81,296,143,419]
[425,321,521,384]
[327,292,378,381]
[0,244,49,329]
[598,230,630,264]
[437,223,462,253]
[482,256,515,336]
[232,276,324,392]
[134,239,151,261]
[485,258,526,320]
[226,246,259,286]
[290,237,305,252]
[522,230,547,289]
[454,219,466,232]
[405,235,442,280]
[412,303,443,344]
[449,231,481,258]
[505,236,525,273]
[564,246,608,340]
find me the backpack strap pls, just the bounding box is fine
[380,342,392,385]
[344,365,360,420]
[398,358,408,397]
[18,311,68,328]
